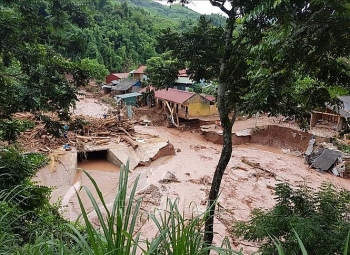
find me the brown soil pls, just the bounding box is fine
[31,91,350,253]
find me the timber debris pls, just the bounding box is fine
[18,114,140,152]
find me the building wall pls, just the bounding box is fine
[133,73,143,80]
[187,94,211,117]
[210,104,218,115]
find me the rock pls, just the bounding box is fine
[158,171,179,184]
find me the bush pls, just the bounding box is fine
[233,182,350,255]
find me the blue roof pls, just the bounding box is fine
[115,92,142,99]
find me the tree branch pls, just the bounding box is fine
[209,0,230,15]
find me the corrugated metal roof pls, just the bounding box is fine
[175,76,193,84]
[311,148,342,171]
[155,88,196,104]
[112,79,137,91]
[115,92,142,99]
[201,94,216,102]
[326,95,350,118]
[178,69,189,77]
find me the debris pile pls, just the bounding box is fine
[304,137,350,178]
[18,114,141,152]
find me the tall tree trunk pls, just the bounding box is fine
[204,16,236,252]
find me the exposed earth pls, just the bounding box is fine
[32,92,350,254]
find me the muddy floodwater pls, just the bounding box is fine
[77,159,120,172]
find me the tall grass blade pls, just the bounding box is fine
[270,235,285,255]
[70,160,142,255]
[343,229,350,255]
[293,229,308,255]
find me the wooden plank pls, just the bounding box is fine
[121,135,138,149]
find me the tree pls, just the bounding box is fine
[0,0,94,141]
[157,16,225,83]
[165,1,350,252]
[145,52,182,89]
[234,182,350,255]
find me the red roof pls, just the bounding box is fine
[201,94,216,102]
[134,65,146,74]
[178,69,189,77]
[113,73,129,79]
[155,88,196,104]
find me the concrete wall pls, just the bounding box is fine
[33,151,78,188]
[187,94,211,117]
[106,149,123,167]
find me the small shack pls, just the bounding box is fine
[154,88,218,119]
[114,92,142,106]
[114,92,142,118]
[103,79,141,95]
[105,72,129,84]
[310,95,350,131]
[133,65,146,81]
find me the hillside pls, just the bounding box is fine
[117,0,226,28]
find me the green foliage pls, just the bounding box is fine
[202,82,218,96]
[157,16,225,83]
[146,53,182,89]
[188,83,202,93]
[0,146,71,248]
[0,0,95,141]
[234,182,350,255]
[65,162,143,255]
[243,0,350,118]
[79,58,109,81]
[147,198,240,255]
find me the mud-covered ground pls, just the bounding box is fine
[43,93,349,253]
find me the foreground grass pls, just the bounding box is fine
[14,162,241,254]
[6,162,350,254]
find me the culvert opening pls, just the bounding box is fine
[77,150,108,162]
[77,150,120,171]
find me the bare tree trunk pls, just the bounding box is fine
[204,16,236,252]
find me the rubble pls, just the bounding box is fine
[17,114,143,153]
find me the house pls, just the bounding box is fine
[310,95,350,131]
[173,69,194,91]
[105,72,129,84]
[114,92,142,118]
[114,92,142,106]
[103,79,142,95]
[133,65,147,81]
[153,88,218,119]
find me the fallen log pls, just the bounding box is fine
[118,127,132,138]
[91,136,111,139]
[76,135,93,141]
[94,139,110,145]
[121,135,138,149]
[91,131,111,136]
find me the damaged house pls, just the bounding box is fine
[305,136,347,177]
[310,95,350,132]
[154,88,217,118]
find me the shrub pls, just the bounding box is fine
[233,182,350,255]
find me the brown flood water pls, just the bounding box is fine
[77,159,120,172]
[72,160,120,185]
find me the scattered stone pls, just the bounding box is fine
[158,171,179,184]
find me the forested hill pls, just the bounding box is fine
[0,0,225,85]
[122,0,226,28]
[85,0,225,72]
